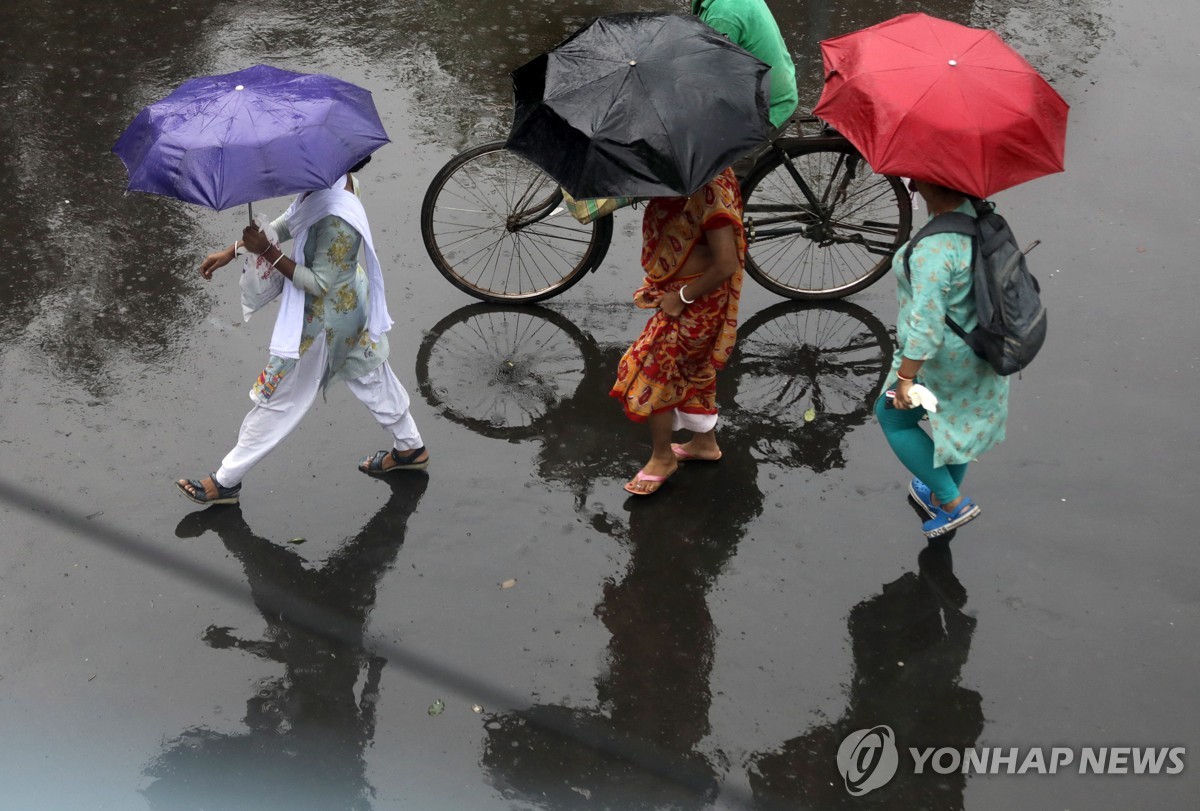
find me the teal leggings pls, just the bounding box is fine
[875,393,967,504]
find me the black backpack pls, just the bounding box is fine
[904,199,1046,376]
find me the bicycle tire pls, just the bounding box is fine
[420,141,613,304]
[415,303,592,440]
[741,139,912,301]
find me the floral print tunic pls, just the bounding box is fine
[250,203,388,404]
[889,200,1009,466]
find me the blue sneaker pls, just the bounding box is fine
[922,497,981,539]
[908,478,938,518]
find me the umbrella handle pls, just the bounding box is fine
[248,201,254,226]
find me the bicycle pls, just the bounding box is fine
[420,115,913,304]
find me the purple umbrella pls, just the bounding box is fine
[113,64,389,215]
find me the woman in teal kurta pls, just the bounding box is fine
[876,180,1009,538]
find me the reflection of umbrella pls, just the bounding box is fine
[506,12,770,199]
[813,13,1068,199]
[113,64,389,212]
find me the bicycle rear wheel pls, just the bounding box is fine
[741,139,911,300]
[420,141,613,304]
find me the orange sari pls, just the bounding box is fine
[610,169,745,422]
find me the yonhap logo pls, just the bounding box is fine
[837,725,899,796]
[834,725,1185,796]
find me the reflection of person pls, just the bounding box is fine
[147,475,428,809]
[875,180,1009,538]
[750,545,982,809]
[610,168,745,496]
[481,457,763,808]
[691,0,798,133]
[176,156,428,506]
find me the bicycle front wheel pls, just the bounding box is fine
[741,140,911,300]
[420,141,613,304]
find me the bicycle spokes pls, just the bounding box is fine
[741,141,911,299]
[421,142,613,303]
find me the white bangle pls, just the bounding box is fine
[270,247,285,268]
[678,285,695,305]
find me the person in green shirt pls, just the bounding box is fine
[691,0,799,132]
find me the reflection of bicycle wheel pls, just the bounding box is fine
[722,300,891,470]
[416,304,592,440]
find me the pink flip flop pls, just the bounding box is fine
[623,469,673,496]
[671,443,723,462]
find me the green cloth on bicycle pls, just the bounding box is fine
[885,200,1009,468]
[692,0,799,129]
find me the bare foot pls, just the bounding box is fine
[624,457,678,495]
[671,441,722,462]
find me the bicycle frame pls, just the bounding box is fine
[507,179,565,232]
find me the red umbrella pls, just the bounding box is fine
[813,13,1068,199]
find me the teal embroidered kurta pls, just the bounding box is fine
[250,195,388,404]
[889,200,1009,466]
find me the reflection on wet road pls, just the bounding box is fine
[750,545,981,809]
[423,302,894,807]
[3,0,1196,808]
[419,301,891,504]
[143,476,428,809]
[480,478,750,809]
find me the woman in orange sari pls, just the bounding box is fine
[610,168,745,496]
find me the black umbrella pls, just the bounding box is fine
[506,12,771,199]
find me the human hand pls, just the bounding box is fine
[893,377,916,409]
[660,290,687,319]
[242,223,271,254]
[199,244,236,280]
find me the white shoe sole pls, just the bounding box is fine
[924,503,981,538]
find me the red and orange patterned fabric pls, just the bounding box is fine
[610,169,745,423]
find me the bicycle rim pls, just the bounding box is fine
[420,142,612,304]
[741,142,911,300]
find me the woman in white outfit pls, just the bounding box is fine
[177,156,428,506]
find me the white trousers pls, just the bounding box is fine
[672,409,718,434]
[215,336,423,487]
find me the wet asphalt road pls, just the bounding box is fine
[0,0,1198,809]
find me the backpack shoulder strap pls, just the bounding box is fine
[902,212,977,282]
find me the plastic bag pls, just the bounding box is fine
[239,215,284,321]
